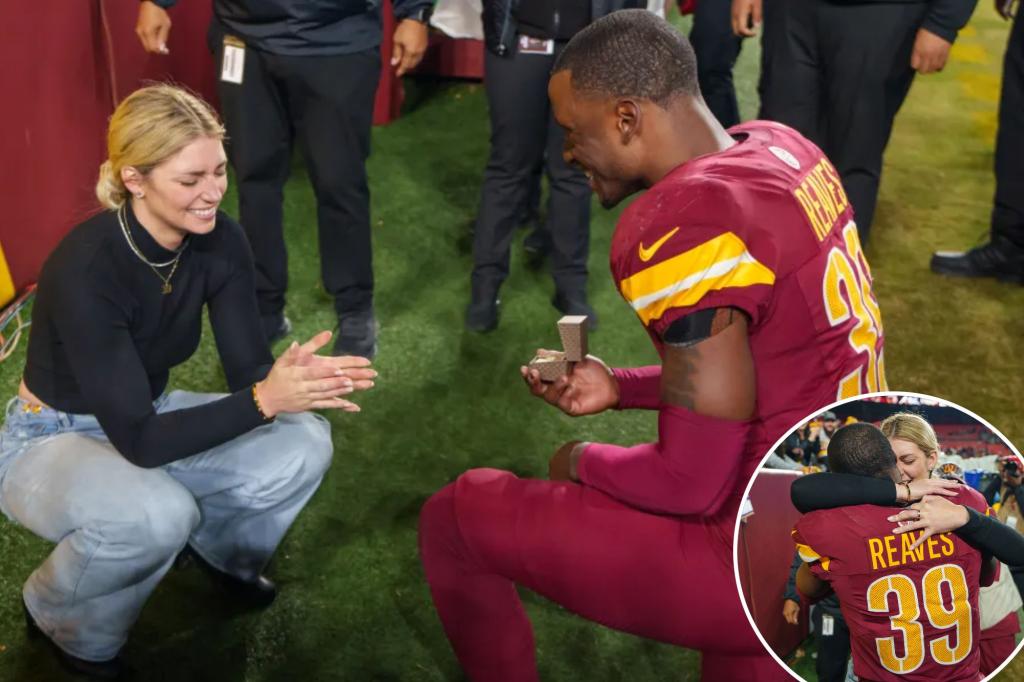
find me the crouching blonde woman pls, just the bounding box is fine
[0,84,375,678]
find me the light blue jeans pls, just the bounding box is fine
[0,390,332,662]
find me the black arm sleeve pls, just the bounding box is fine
[921,0,979,43]
[790,473,898,513]
[955,507,1024,567]
[783,551,802,602]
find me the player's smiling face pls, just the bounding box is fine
[549,70,645,208]
[890,437,939,483]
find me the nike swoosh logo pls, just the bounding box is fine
[638,227,680,262]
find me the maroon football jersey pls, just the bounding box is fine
[793,486,993,681]
[610,120,887,503]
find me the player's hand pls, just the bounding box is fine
[888,495,971,550]
[548,441,586,481]
[731,0,763,37]
[911,28,952,74]
[897,477,961,503]
[255,331,377,417]
[521,353,619,417]
[392,19,429,76]
[782,599,800,625]
[137,1,172,54]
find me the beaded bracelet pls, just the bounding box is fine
[252,383,273,421]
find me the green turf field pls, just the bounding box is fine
[1,6,1022,681]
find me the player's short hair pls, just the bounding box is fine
[827,423,899,479]
[552,9,699,107]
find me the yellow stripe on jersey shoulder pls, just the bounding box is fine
[794,541,831,571]
[619,231,775,325]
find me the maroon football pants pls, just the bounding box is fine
[418,468,790,681]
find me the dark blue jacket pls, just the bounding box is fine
[154,0,434,56]
[482,0,647,57]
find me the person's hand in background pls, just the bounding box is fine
[137,1,172,55]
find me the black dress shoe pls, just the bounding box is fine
[552,291,598,330]
[24,601,123,679]
[930,239,1024,284]
[334,308,379,359]
[465,286,500,333]
[179,547,277,608]
[262,313,293,344]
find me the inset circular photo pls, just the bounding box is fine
[735,392,1024,682]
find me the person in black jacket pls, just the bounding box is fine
[692,0,745,127]
[931,0,1024,282]
[732,0,977,244]
[137,0,436,358]
[0,86,376,679]
[465,0,646,332]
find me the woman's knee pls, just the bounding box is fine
[284,412,333,477]
[251,412,333,494]
[127,479,200,557]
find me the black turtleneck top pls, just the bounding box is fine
[23,204,273,468]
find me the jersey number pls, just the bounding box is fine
[866,565,973,674]
[822,222,886,399]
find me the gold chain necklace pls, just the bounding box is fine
[117,204,186,295]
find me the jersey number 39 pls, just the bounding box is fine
[867,564,972,673]
[822,222,887,399]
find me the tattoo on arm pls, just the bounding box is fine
[661,344,698,410]
[659,307,754,418]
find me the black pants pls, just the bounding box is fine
[812,606,851,682]
[216,42,380,318]
[759,0,926,244]
[993,9,1024,251]
[472,42,591,295]
[691,0,744,128]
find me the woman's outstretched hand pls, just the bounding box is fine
[255,331,377,417]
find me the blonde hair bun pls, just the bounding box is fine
[95,84,226,210]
